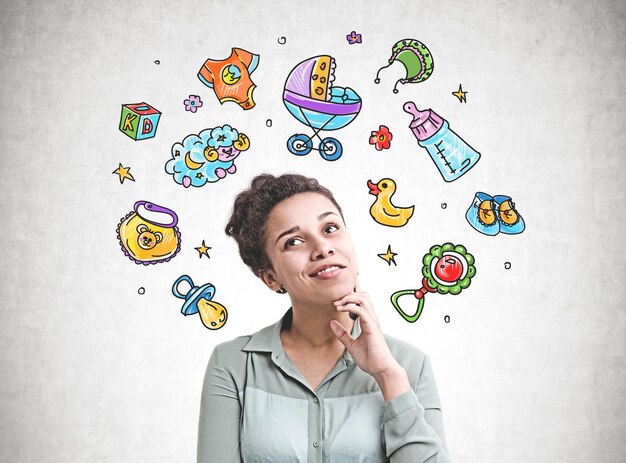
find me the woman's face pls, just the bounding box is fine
[261,192,358,306]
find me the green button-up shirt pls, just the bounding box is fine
[198,309,450,462]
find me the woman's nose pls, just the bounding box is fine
[311,237,334,260]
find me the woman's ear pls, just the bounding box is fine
[259,270,285,293]
[259,269,276,289]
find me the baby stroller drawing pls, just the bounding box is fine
[283,55,362,161]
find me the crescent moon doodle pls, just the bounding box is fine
[184,152,205,170]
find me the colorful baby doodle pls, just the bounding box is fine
[117,201,181,265]
[452,84,468,103]
[112,163,135,184]
[346,31,362,44]
[375,39,434,93]
[466,192,526,235]
[367,178,414,227]
[404,101,480,182]
[377,245,398,266]
[195,240,212,259]
[197,48,259,110]
[119,103,161,141]
[164,125,250,188]
[369,125,393,151]
[110,31,520,337]
[183,95,203,113]
[172,275,228,330]
[391,243,476,323]
[283,55,361,161]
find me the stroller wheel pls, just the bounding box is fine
[287,134,313,156]
[319,138,342,161]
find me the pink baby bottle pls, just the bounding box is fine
[404,102,480,182]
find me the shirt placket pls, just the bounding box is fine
[266,315,360,462]
[307,392,323,462]
[308,353,355,462]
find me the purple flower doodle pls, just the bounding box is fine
[346,31,362,44]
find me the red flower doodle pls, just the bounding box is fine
[369,125,393,151]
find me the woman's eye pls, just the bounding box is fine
[324,224,339,234]
[285,238,303,248]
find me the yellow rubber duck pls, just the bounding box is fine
[367,178,415,227]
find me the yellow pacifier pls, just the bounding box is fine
[172,275,228,330]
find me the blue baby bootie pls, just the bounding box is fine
[493,195,525,235]
[465,192,500,236]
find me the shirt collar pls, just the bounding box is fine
[242,308,361,366]
[241,310,285,353]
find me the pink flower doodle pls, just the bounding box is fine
[184,95,203,113]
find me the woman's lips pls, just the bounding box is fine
[309,265,344,279]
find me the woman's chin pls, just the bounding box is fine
[318,281,356,304]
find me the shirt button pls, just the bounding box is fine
[313,397,319,404]
[313,441,320,448]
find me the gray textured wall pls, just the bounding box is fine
[1,0,624,461]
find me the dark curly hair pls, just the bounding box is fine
[225,173,344,276]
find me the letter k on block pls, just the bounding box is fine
[123,114,137,131]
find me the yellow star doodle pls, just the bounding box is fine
[195,240,212,259]
[377,245,398,266]
[452,84,468,103]
[113,163,135,184]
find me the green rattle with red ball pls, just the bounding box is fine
[391,243,476,323]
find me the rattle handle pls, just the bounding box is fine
[390,289,426,323]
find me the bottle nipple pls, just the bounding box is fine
[404,101,444,141]
[403,102,429,121]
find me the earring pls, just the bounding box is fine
[276,285,287,294]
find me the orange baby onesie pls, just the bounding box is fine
[198,48,259,110]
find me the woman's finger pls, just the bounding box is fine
[336,303,381,332]
[329,320,354,349]
[335,294,379,324]
[334,292,371,309]
[336,302,366,317]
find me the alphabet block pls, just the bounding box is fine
[119,103,161,141]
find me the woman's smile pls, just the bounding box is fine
[309,264,345,279]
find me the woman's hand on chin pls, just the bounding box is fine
[329,280,410,402]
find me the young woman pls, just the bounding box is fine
[197,173,450,462]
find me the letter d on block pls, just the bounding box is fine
[142,118,153,135]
